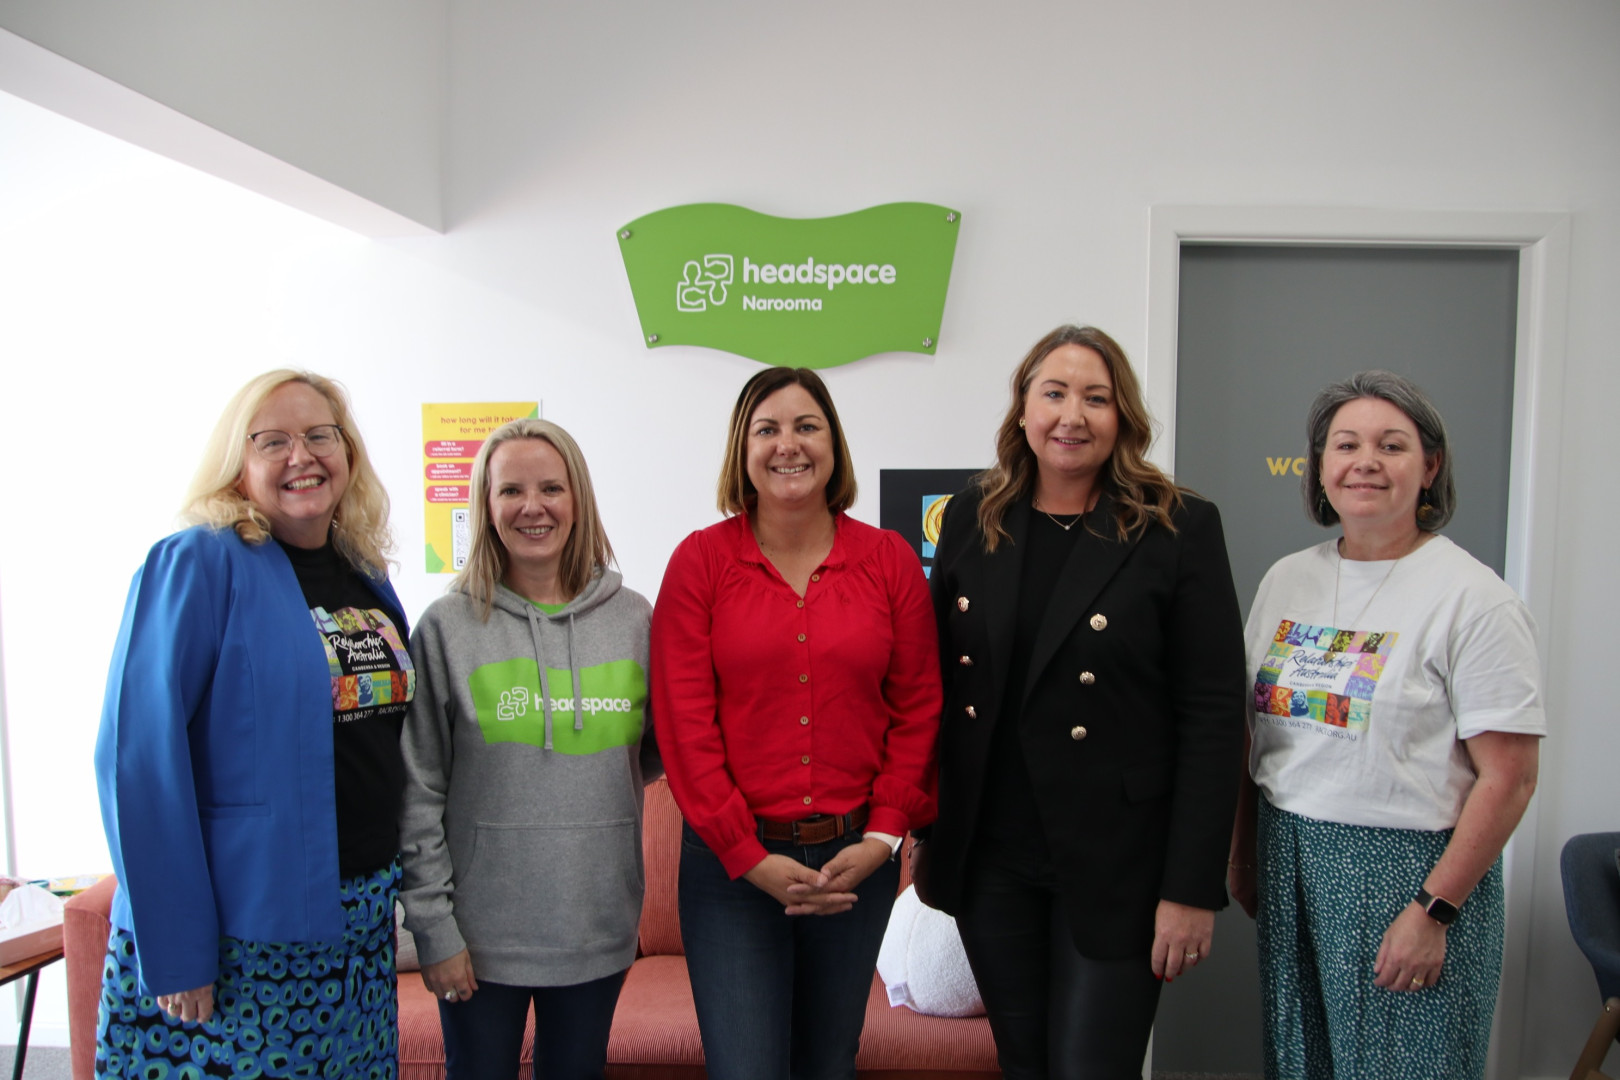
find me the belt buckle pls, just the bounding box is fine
[790,818,805,844]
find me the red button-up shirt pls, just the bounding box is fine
[651,513,942,878]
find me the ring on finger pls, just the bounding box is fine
[444,989,459,1002]
[1409,977,1425,989]
[1184,950,1199,960]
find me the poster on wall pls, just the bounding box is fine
[878,469,980,579]
[616,202,961,369]
[422,402,540,573]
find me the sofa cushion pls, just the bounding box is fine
[857,971,999,1077]
[608,954,705,1069]
[637,779,685,957]
[606,953,998,1078]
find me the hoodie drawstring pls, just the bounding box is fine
[568,612,583,732]
[527,605,555,751]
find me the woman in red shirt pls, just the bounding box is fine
[651,366,941,1080]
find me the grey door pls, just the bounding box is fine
[1151,243,1519,1076]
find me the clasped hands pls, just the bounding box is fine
[745,837,892,915]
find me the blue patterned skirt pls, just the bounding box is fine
[96,860,400,1080]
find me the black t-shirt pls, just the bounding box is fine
[278,540,413,877]
[976,507,1088,857]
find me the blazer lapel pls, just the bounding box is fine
[984,497,1030,716]
[1022,493,1142,702]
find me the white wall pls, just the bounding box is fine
[0,0,446,230]
[0,1,1615,1073]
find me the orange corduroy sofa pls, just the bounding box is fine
[63,779,998,1080]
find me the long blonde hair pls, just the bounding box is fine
[977,325,1182,552]
[182,370,394,575]
[452,418,614,618]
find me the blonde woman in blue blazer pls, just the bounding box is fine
[95,371,412,1080]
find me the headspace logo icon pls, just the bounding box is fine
[677,254,733,312]
[496,686,529,721]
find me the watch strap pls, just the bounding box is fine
[1416,886,1460,926]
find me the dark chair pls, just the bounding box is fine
[1562,832,1620,1080]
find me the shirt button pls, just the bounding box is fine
[797,599,804,608]
[1090,613,1108,631]
[966,705,977,719]
[799,673,808,683]
[1071,725,1088,740]
[801,755,810,764]
[803,796,813,805]
[811,573,820,582]
[1079,671,1096,684]
[800,716,809,725]
[798,633,807,642]
[959,655,973,666]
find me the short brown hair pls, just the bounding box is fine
[717,367,857,516]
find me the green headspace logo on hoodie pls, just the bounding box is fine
[467,658,646,753]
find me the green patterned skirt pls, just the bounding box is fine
[1256,798,1504,1080]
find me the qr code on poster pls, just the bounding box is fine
[452,508,471,570]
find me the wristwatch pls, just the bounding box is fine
[1415,886,1460,926]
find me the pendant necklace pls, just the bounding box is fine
[1033,495,1085,532]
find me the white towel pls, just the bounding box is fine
[876,884,985,1017]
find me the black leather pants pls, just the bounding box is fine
[955,844,1163,1080]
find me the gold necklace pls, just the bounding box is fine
[1033,496,1085,532]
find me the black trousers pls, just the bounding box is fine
[955,843,1163,1080]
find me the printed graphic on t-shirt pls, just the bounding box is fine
[1252,619,1398,742]
[466,657,646,754]
[311,605,417,722]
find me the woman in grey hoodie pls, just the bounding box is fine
[399,418,656,1080]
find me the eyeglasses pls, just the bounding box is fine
[247,425,345,461]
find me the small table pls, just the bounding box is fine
[0,945,64,1080]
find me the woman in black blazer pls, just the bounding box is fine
[916,325,1247,1079]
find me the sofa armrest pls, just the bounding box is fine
[63,876,118,1080]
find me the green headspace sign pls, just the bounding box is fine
[616,202,961,369]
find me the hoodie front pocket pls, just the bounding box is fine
[453,818,642,953]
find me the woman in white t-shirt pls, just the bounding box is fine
[1227,370,1543,1080]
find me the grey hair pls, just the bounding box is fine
[1302,370,1455,532]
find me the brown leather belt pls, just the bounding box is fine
[757,804,870,845]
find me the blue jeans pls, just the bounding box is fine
[678,823,900,1080]
[438,968,627,1080]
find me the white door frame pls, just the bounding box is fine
[1144,205,1571,1080]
